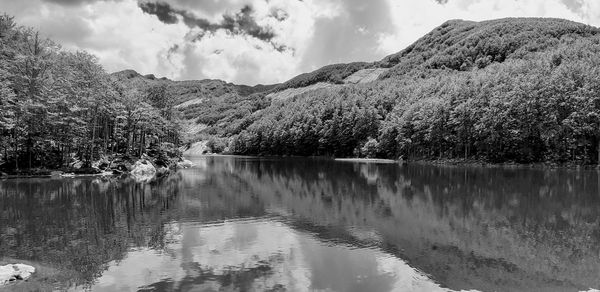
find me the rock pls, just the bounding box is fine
[131,160,156,182]
[131,160,156,176]
[50,171,63,177]
[177,159,194,169]
[0,264,35,286]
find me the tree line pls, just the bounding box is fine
[228,29,600,164]
[0,15,181,171]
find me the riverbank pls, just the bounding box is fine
[0,155,194,180]
[187,153,600,170]
[407,158,600,170]
[0,167,105,179]
[335,158,398,164]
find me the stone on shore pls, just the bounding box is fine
[50,171,63,177]
[131,160,156,176]
[130,159,156,182]
[0,264,35,286]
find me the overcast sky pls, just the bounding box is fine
[2,0,600,85]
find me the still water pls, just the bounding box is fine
[1,156,600,292]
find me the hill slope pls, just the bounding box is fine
[111,69,276,139]
[378,18,599,77]
[120,17,600,164]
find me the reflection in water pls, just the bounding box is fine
[1,157,600,291]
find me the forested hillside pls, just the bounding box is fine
[111,69,275,141]
[224,18,600,164]
[0,15,181,172]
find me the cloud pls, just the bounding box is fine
[1,0,600,85]
[41,0,122,5]
[138,1,179,24]
[298,0,394,72]
[137,0,337,83]
[1,0,190,79]
[176,29,298,83]
[139,1,276,42]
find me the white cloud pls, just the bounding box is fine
[3,0,189,78]
[81,1,189,77]
[178,30,298,84]
[166,0,341,84]
[2,0,599,85]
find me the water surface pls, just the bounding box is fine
[1,156,600,292]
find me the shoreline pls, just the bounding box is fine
[187,154,600,170]
[0,171,120,180]
[1,156,192,180]
[334,158,398,164]
[3,155,599,180]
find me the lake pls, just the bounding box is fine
[1,156,600,292]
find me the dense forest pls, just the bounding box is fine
[221,18,600,164]
[0,15,181,172]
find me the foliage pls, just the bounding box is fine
[360,138,380,158]
[225,18,600,165]
[206,137,228,153]
[379,18,599,77]
[0,14,181,171]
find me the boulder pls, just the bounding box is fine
[0,264,35,286]
[131,160,156,182]
[50,171,63,177]
[131,160,156,176]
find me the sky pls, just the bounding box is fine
[1,0,600,85]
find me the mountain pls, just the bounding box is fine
[116,17,600,164]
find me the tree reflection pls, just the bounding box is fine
[0,175,182,288]
[197,157,600,291]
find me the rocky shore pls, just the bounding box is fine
[0,264,35,286]
[0,154,194,181]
